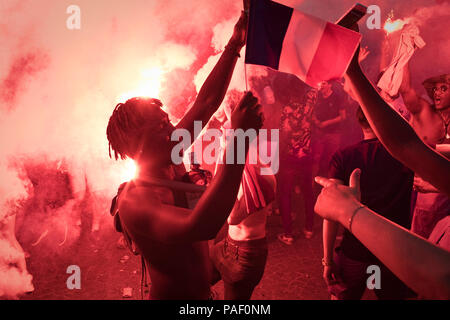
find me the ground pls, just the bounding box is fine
[19,201,376,300]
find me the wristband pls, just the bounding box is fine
[224,43,242,58]
[348,205,366,233]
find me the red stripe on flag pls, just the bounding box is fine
[305,22,360,86]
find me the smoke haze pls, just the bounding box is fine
[0,0,448,298]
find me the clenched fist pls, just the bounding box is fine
[231,91,264,132]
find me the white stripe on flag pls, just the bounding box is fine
[278,10,326,82]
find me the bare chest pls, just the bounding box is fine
[413,112,447,145]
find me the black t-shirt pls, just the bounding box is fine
[328,138,414,262]
[314,89,346,134]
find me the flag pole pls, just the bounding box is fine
[243,0,250,92]
[244,60,248,92]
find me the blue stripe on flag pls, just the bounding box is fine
[245,0,293,70]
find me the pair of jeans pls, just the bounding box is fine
[312,132,342,177]
[210,235,268,300]
[328,247,413,300]
[278,154,314,234]
[412,192,450,239]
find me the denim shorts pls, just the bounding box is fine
[211,235,268,299]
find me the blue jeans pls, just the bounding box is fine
[210,235,268,300]
[278,154,314,234]
[312,132,342,176]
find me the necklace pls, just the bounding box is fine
[437,109,450,140]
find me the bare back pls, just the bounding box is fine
[118,184,211,299]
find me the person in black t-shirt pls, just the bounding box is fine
[322,107,414,300]
[312,81,347,184]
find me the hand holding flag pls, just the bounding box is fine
[245,0,362,87]
[229,9,249,49]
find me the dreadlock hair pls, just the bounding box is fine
[106,97,165,160]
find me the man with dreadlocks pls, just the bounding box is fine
[107,12,265,300]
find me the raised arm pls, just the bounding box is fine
[120,92,264,243]
[344,48,450,196]
[315,169,450,300]
[176,11,248,137]
[399,62,430,115]
[379,38,390,71]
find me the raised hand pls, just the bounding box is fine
[229,10,249,49]
[231,91,264,131]
[358,46,370,63]
[243,0,250,13]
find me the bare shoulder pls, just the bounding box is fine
[118,186,161,227]
[117,184,193,243]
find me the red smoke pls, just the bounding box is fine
[0,0,449,299]
[1,51,49,108]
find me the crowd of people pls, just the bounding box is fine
[106,9,450,300]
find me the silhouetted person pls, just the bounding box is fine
[106,12,265,299]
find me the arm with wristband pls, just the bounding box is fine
[315,168,450,299]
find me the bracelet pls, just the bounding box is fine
[321,258,333,267]
[224,43,241,58]
[348,205,366,233]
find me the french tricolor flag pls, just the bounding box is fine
[245,0,362,87]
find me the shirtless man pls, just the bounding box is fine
[106,13,265,300]
[399,63,450,238]
[400,67,450,145]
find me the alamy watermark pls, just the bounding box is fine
[64,4,385,32]
[366,5,382,30]
[366,264,381,290]
[66,265,81,290]
[66,5,81,30]
[171,121,279,175]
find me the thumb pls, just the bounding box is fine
[349,168,361,193]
